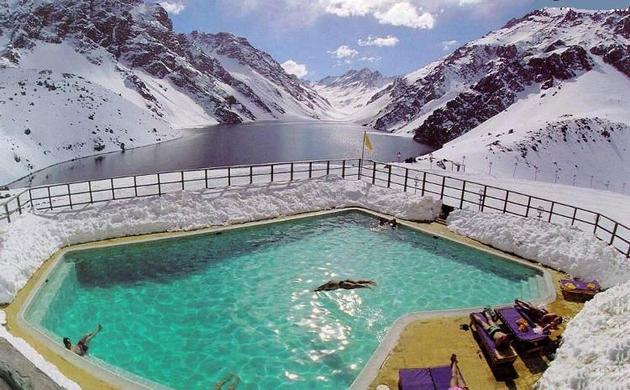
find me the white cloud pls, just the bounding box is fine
[159,1,185,15]
[373,2,434,29]
[441,39,458,50]
[327,45,359,59]
[217,0,521,29]
[358,35,399,47]
[360,56,382,63]
[458,0,485,4]
[281,59,309,78]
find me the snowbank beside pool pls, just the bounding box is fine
[446,209,630,288]
[0,310,81,389]
[537,280,630,389]
[0,176,441,304]
[447,209,630,388]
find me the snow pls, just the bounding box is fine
[0,176,442,304]
[213,53,331,121]
[476,7,628,50]
[0,66,178,185]
[313,69,395,121]
[0,41,228,184]
[427,58,630,192]
[0,310,81,390]
[537,280,630,389]
[314,81,392,119]
[447,209,630,289]
[447,207,630,388]
[18,43,215,130]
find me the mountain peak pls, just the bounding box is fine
[317,68,391,89]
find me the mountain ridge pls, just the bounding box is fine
[313,68,396,118]
[355,7,629,143]
[0,0,331,184]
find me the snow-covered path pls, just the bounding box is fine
[399,163,630,225]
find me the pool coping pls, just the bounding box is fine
[10,207,556,390]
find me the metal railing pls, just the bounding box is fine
[357,160,629,258]
[1,158,628,258]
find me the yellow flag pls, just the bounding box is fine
[363,132,373,152]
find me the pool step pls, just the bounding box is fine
[524,276,544,298]
[435,217,447,225]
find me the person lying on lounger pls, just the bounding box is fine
[515,299,563,330]
[472,311,510,349]
[63,324,102,356]
[314,279,376,292]
[450,354,469,390]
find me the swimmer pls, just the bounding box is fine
[314,279,376,292]
[63,324,102,356]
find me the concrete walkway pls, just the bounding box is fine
[0,339,63,390]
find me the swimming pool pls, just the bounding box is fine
[23,210,550,389]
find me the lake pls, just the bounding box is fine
[10,121,433,187]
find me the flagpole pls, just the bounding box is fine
[361,130,366,161]
[359,131,366,179]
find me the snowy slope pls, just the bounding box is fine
[313,69,395,119]
[188,32,332,120]
[423,57,630,190]
[0,65,177,183]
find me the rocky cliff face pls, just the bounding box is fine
[360,7,629,147]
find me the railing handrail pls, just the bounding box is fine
[5,158,355,192]
[395,162,630,232]
[1,158,628,258]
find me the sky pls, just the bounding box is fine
[159,0,629,81]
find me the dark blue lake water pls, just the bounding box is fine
[11,121,433,187]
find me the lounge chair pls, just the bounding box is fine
[496,306,549,351]
[469,312,518,367]
[560,278,601,301]
[398,366,452,390]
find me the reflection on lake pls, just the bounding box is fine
[11,121,433,187]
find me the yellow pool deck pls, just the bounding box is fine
[366,222,585,390]
[2,210,584,390]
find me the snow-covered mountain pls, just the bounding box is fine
[357,7,629,191]
[313,68,395,118]
[359,8,628,140]
[0,0,330,184]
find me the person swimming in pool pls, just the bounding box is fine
[215,373,240,390]
[63,324,102,356]
[377,217,398,229]
[314,279,376,292]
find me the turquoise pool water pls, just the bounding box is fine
[25,211,546,389]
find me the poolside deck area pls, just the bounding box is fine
[367,222,585,390]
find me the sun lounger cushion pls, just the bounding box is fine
[398,365,455,390]
[399,368,433,389]
[429,366,452,390]
[560,279,600,292]
[496,307,548,343]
